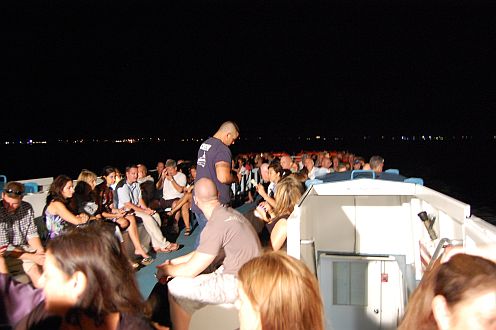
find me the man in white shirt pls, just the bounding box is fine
[158,159,188,234]
[116,165,179,253]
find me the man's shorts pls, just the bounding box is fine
[167,268,238,315]
[159,198,180,210]
[6,256,36,283]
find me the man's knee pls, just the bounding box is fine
[137,212,159,227]
[7,258,36,285]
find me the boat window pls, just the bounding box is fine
[332,261,367,306]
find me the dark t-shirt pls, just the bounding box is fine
[192,137,232,214]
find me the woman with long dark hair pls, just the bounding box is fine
[44,175,89,240]
[16,221,155,329]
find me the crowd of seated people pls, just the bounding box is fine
[94,167,153,266]
[2,147,431,329]
[2,149,405,246]
[51,169,154,267]
[230,150,386,200]
[4,207,494,330]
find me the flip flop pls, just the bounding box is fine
[155,243,179,253]
[140,256,154,266]
[184,228,191,236]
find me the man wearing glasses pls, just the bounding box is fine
[0,182,45,287]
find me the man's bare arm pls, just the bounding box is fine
[27,237,44,253]
[215,161,236,184]
[156,251,216,278]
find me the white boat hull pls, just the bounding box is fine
[287,179,496,330]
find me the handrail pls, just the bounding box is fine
[23,182,39,193]
[350,170,375,180]
[404,177,424,185]
[427,238,463,270]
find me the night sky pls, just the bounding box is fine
[3,0,496,139]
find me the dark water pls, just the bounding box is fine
[1,137,495,224]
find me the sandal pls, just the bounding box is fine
[140,256,154,266]
[184,227,191,236]
[155,243,180,253]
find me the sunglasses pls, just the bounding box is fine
[4,189,23,196]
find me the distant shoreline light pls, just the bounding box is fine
[1,135,494,145]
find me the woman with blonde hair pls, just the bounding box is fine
[71,170,104,221]
[255,175,304,251]
[236,251,325,330]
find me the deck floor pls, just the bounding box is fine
[136,225,200,299]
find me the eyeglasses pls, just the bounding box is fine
[4,189,23,196]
